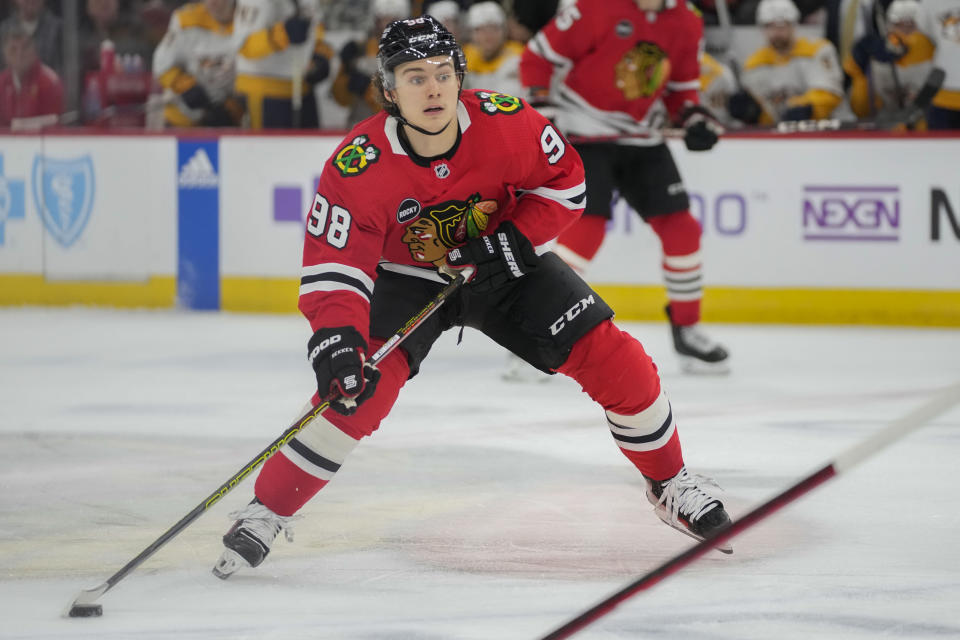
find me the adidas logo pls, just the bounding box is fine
[178,149,218,188]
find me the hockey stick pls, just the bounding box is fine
[538,380,960,640]
[567,67,945,143]
[65,264,474,618]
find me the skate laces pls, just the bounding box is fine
[656,467,722,525]
[678,324,720,352]
[228,502,302,544]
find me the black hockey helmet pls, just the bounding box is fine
[377,14,466,91]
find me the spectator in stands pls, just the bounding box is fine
[730,0,843,123]
[917,0,960,129]
[843,0,934,123]
[462,1,524,96]
[700,51,740,125]
[423,0,462,39]
[153,0,241,127]
[0,0,62,74]
[232,0,334,129]
[331,0,409,128]
[79,0,151,79]
[0,24,63,127]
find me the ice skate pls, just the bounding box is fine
[212,499,299,579]
[645,465,733,553]
[666,305,730,374]
[501,353,552,383]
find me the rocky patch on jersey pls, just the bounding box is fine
[332,135,380,177]
[401,193,498,266]
[615,42,671,100]
[475,91,524,115]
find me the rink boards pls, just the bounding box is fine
[1,131,958,325]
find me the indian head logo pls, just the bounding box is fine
[615,42,671,100]
[401,193,498,266]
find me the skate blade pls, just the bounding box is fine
[212,548,249,580]
[656,511,733,554]
[679,355,731,376]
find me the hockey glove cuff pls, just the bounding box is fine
[680,104,723,151]
[180,84,212,110]
[446,221,539,293]
[728,90,762,124]
[308,327,380,416]
[284,15,311,45]
[781,104,814,122]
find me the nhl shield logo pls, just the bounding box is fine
[434,163,450,179]
[32,155,95,248]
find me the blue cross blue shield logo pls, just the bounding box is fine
[31,155,95,248]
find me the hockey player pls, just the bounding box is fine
[731,0,844,124]
[519,0,731,374]
[232,0,334,129]
[701,51,739,127]
[212,15,731,579]
[844,0,935,124]
[152,0,241,128]
[917,0,960,128]
[331,0,409,128]
[462,1,525,96]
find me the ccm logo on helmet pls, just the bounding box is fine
[308,334,342,362]
[550,295,596,336]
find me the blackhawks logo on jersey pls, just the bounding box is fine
[332,134,380,177]
[615,42,671,100]
[401,193,498,266]
[475,90,524,115]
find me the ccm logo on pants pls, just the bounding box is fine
[550,295,595,336]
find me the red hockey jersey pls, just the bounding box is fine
[520,0,703,144]
[299,90,586,342]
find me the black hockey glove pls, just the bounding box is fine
[781,104,814,122]
[851,34,906,71]
[307,326,381,416]
[180,84,212,110]
[680,104,723,151]
[304,53,331,85]
[284,14,311,45]
[446,221,539,293]
[199,96,244,127]
[727,90,762,124]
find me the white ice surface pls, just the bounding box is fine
[1,308,959,640]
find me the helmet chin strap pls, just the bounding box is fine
[395,113,453,136]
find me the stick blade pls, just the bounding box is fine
[64,582,108,618]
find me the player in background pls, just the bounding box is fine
[843,0,935,125]
[519,0,731,375]
[232,0,334,129]
[332,0,410,128]
[422,0,463,40]
[700,51,739,127]
[211,15,731,579]
[152,0,242,128]
[462,1,525,97]
[730,0,844,125]
[916,0,960,128]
